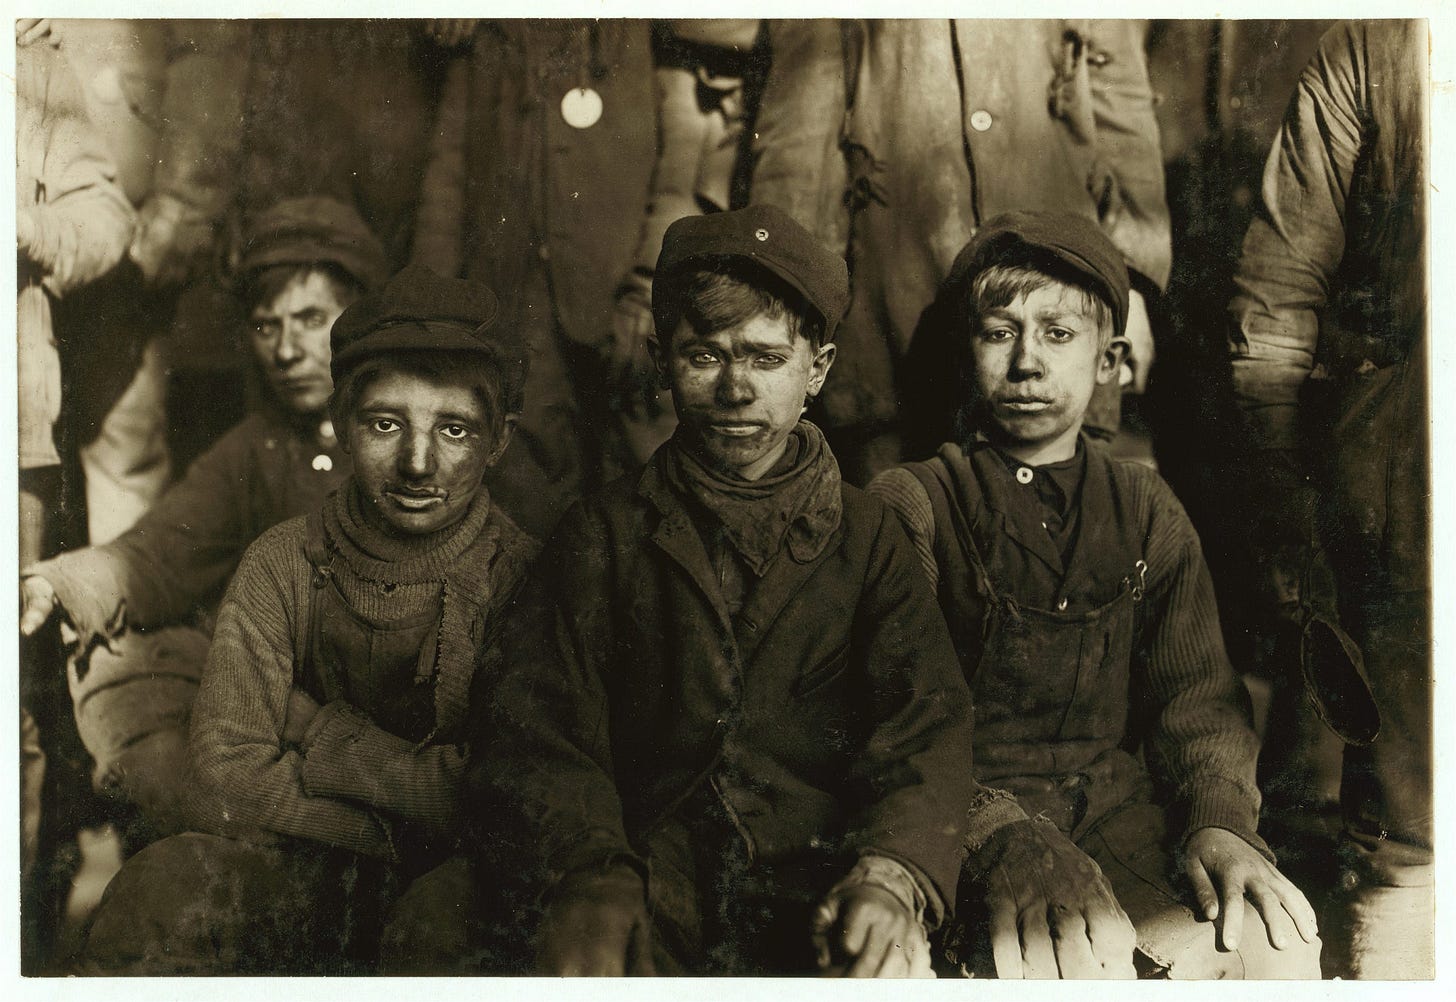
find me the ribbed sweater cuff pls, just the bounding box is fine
[963,786,1031,856]
[299,700,381,800]
[1182,778,1274,863]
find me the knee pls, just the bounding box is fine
[1156,900,1323,980]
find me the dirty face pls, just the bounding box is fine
[666,312,834,480]
[344,369,513,536]
[969,282,1121,464]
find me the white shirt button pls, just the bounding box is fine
[1016,466,1034,485]
[970,109,994,132]
[1058,597,1069,611]
[312,454,333,472]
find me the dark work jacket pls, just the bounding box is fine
[475,451,982,921]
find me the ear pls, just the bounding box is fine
[488,414,520,466]
[806,342,837,399]
[1097,335,1129,387]
[646,335,671,389]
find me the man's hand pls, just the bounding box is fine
[605,282,665,421]
[19,577,59,637]
[128,195,216,288]
[970,818,1137,979]
[813,883,930,978]
[1121,288,1155,393]
[1181,826,1319,952]
[537,866,656,976]
[282,689,322,746]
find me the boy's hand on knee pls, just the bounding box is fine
[813,883,929,978]
[537,866,655,976]
[1182,826,1319,952]
[975,819,1137,979]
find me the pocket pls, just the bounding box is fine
[793,642,851,698]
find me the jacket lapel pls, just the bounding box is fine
[735,519,843,664]
[638,460,735,636]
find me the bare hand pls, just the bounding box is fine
[128,196,214,287]
[19,577,59,637]
[1181,826,1319,952]
[16,19,55,47]
[282,688,322,746]
[606,284,665,420]
[537,867,655,976]
[972,819,1137,978]
[813,883,930,978]
[1121,288,1155,393]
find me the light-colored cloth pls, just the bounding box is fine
[16,39,135,470]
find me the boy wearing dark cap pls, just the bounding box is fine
[19,196,382,842]
[476,205,986,976]
[81,265,538,974]
[870,211,1321,978]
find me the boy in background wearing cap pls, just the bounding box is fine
[79,264,537,974]
[476,206,989,976]
[869,211,1321,978]
[18,196,381,846]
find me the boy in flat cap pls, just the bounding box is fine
[476,205,987,976]
[19,196,381,844]
[81,264,537,974]
[869,211,1321,978]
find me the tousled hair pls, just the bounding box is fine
[963,258,1115,348]
[661,257,827,350]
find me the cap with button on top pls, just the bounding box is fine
[329,263,529,407]
[653,204,850,342]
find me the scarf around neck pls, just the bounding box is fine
[666,420,843,576]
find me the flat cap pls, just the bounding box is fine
[329,263,527,399]
[942,211,1130,338]
[654,204,850,340]
[238,195,389,291]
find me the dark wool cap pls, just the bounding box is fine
[329,263,527,401]
[238,196,389,291]
[654,204,850,341]
[942,211,1130,338]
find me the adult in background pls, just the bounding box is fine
[1228,19,1431,979]
[20,198,384,845]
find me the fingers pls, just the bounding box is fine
[1215,868,1245,951]
[19,578,56,637]
[1018,904,1059,979]
[1048,906,1101,979]
[1082,901,1138,977]
[842,908,893,977]
[988,872,1026,979]
[1184,853,1220,923]
[1245,880,1297,951]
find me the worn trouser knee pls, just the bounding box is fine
[377,856,480,974]
[68,626,208,839]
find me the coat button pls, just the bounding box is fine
[970,109,994,132]
[312,454,333,472]
[1057,597,1069,611]
[537,243,551,262]
[1015,466,1033,484]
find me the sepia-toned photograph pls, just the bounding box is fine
[8,7,1440,985]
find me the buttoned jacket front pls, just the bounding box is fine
[479,451,981,915]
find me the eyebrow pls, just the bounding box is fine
[678,335,794,355]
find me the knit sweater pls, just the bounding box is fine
[185,486,536,860]
[870,439,1269,856]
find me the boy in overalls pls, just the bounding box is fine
[870,211,1321,979]
[80,264,538,973]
